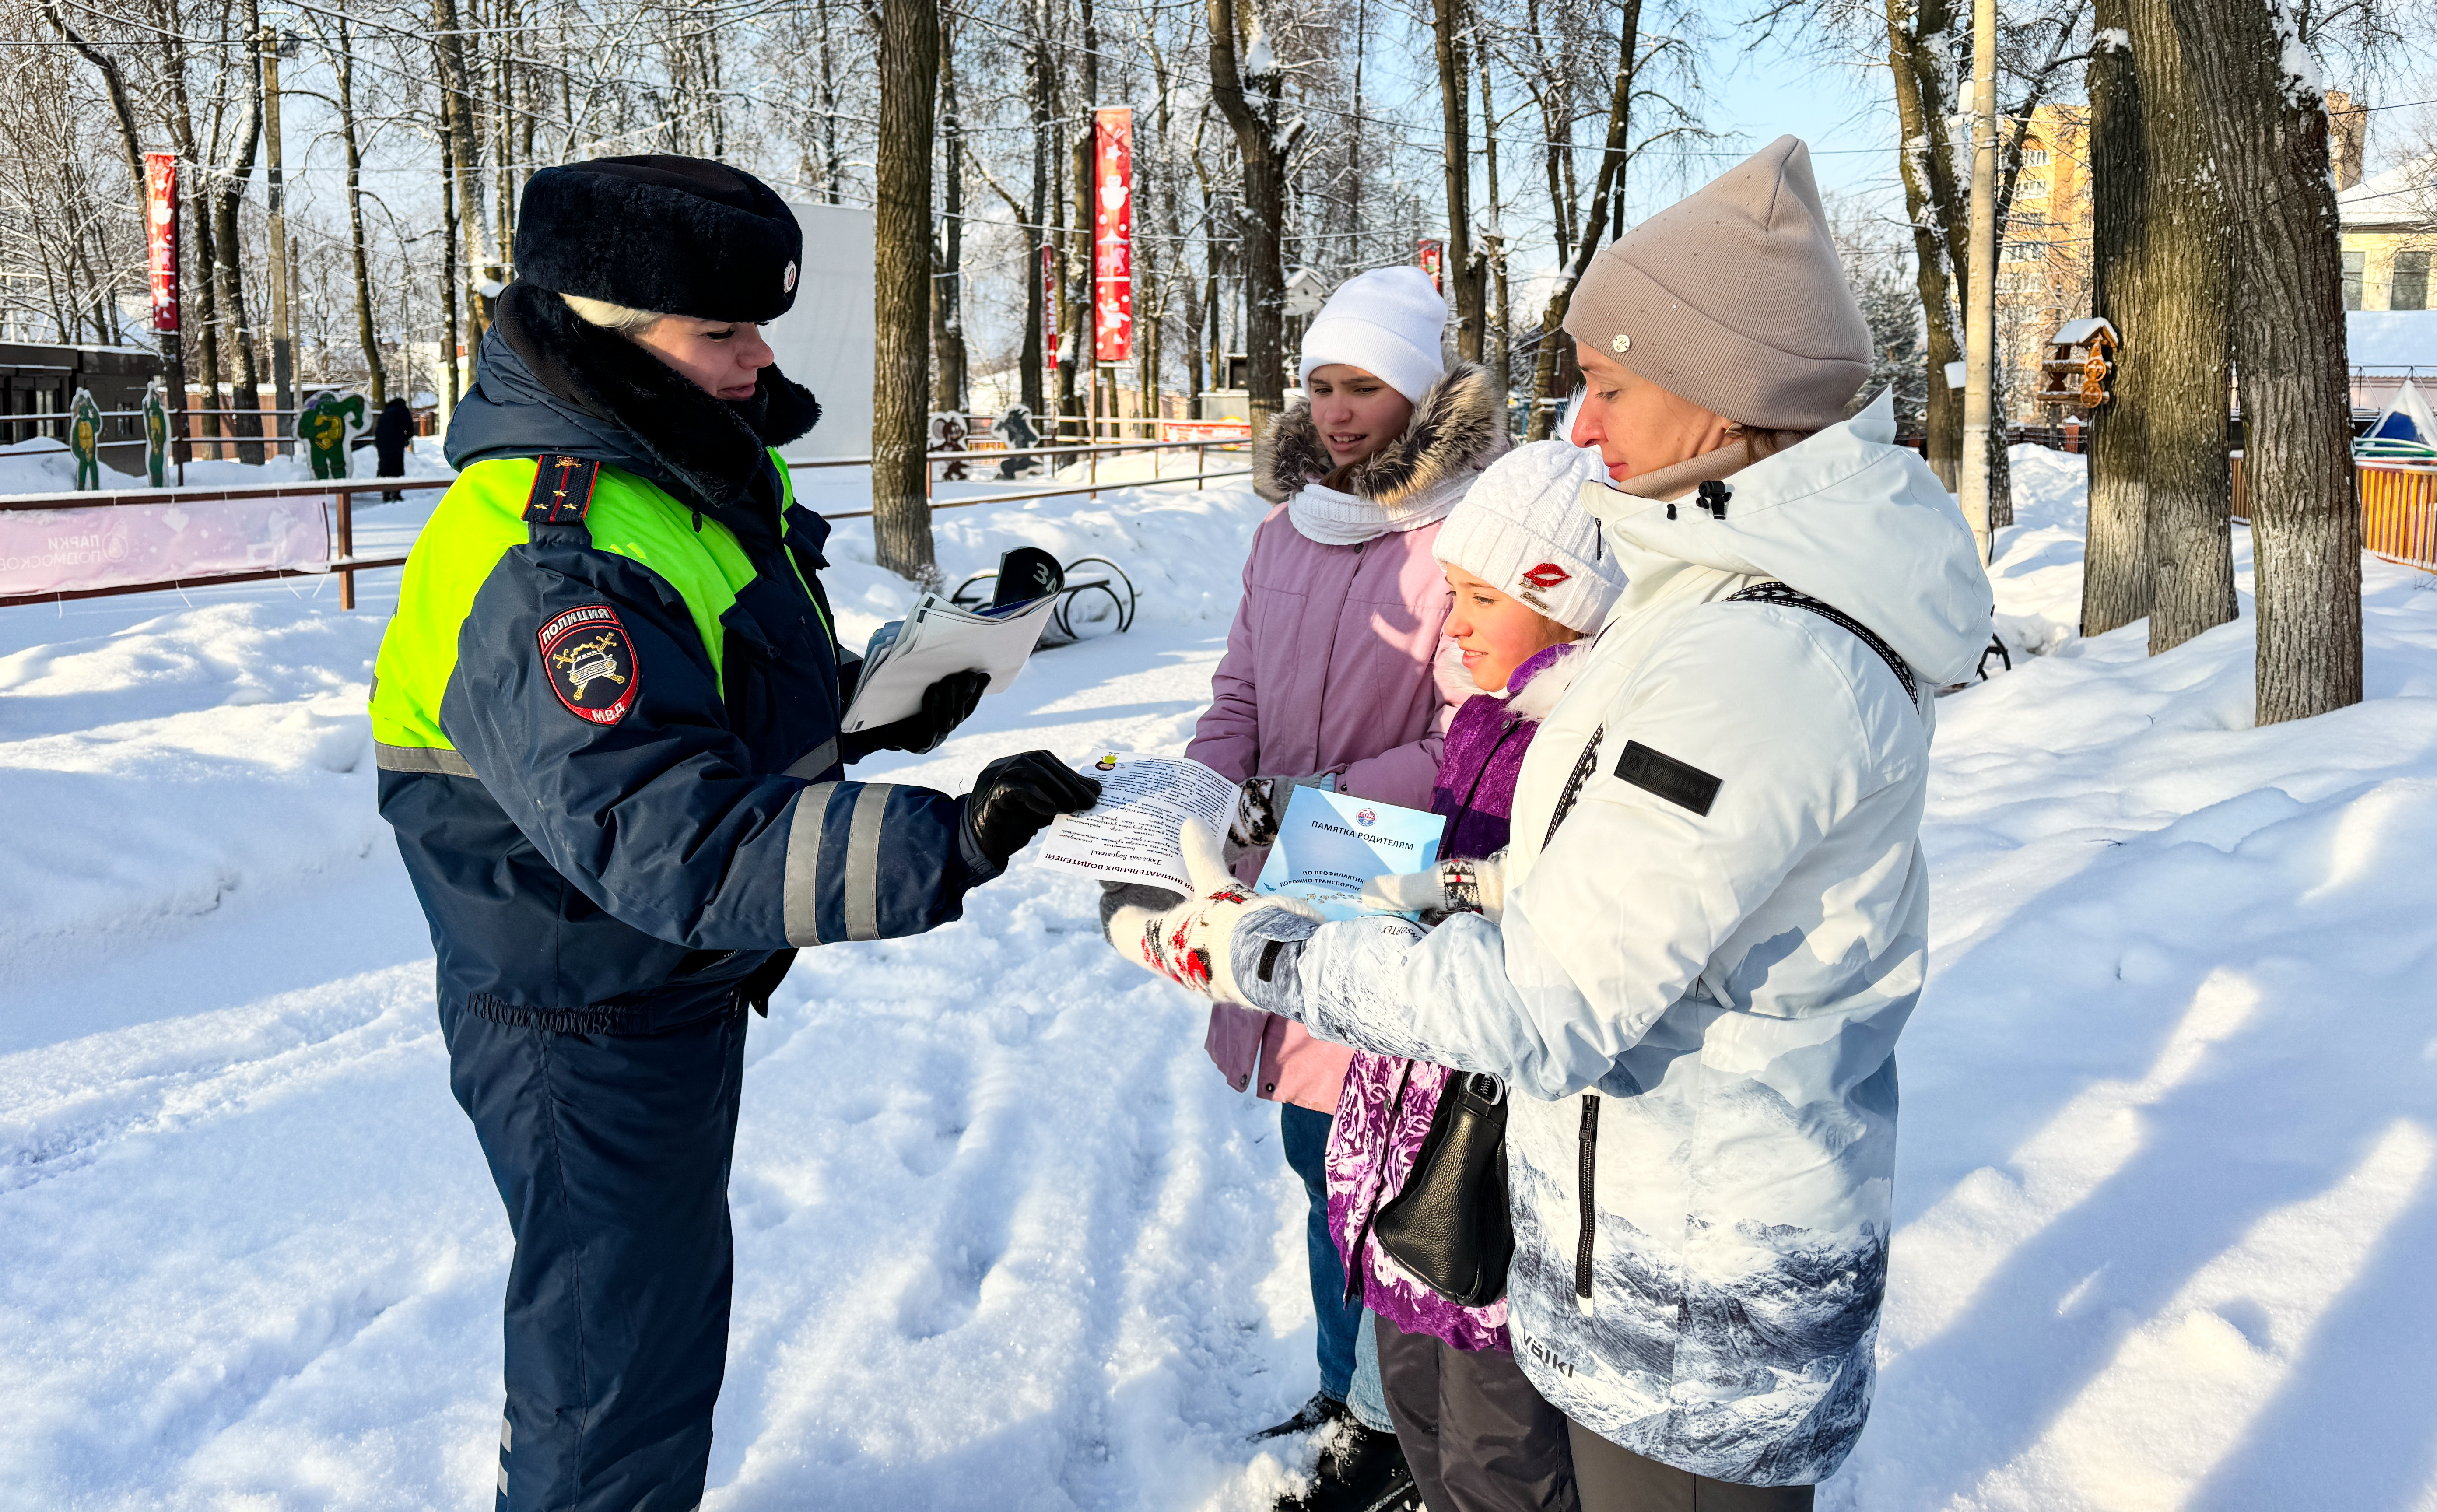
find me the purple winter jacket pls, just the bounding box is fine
[1325,642,1576,1351]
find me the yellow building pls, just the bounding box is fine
[2323,92,2435,313]
[1996,105,2095,423]
[2336,94,2434,320]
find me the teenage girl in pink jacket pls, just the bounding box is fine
[1169,267,1507,1505]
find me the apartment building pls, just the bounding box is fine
[1994,105,2097,422]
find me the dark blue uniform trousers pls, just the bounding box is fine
[443,1000,749,1512]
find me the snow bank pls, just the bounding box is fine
[7,450,2437,1508]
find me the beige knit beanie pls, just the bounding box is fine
[1563,136,1871,431]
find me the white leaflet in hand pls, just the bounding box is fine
[1256,785,1447,920]
[839,592,1060,733]
[1037,752,1242,891]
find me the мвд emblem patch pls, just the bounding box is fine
[538,604,639,725]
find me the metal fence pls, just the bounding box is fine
[0,435,1254,612]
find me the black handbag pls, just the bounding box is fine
[1365,722,1609,1309]
[1371,1070,1515,1306]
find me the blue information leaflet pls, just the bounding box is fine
[1256,786,1448,920]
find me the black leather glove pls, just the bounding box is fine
[842,669,990,762]
[961,751,1102,870]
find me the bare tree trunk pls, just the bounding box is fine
[2109,0,2237,651]
[1476,34,1508,408]
[2170,0,2360,722]
[1209,0,1297,433]
[932,10,968,416]
[167,49,226,456]
[434,0,493,360]
[1021,6,1051,415]
[818,0,844,199]
[1524,0,1639,440]
[1525,0,1568,273]
[1059,0,1098,440]
[871,0,941,584]
[1887,0,1964,489]
[441,126,463,411]
[213,19,266,465]
[333,19,385,404]
[2082,1,2151,637]
[1430,0,1480,362]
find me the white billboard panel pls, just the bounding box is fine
[765,203,875,459]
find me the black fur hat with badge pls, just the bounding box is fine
[513,155,803,323]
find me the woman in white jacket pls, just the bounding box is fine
[1115,137,1993,1509]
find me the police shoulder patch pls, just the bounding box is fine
[1614,740,1719,816]
[538,604,639,725]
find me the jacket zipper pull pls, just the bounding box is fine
[1575,1092,1601,1315]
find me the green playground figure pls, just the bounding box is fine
[143,378,170,488]
[69,388,103,491]
[298,391,369,480]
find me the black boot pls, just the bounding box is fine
[1252,1391,1348,1442]
[1278,1420,1420,1512]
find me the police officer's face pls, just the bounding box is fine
[631,316,777,402]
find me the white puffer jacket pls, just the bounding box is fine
[1247,393,1992,1485]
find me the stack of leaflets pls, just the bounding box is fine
[840,591,1061,734]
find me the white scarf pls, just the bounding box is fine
[1286,471,1469,546]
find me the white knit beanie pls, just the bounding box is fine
[1297,267,1449,406]
[1432,441,1626,633]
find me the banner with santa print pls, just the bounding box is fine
[1093,107,1133,364]
[1417,238,1445,296]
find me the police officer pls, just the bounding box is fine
[368,155,1100,1509]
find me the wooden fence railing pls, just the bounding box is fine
[2230,454,2437,572]
[0,437,1253,612]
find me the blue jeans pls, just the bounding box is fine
[1281,1102,1391,1431]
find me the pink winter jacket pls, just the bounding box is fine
[1187,363,1506,1112]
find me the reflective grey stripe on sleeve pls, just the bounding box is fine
[842,784,894,941]
[375,742,478,777]
[781,736,840,779]
[782,782,841,945]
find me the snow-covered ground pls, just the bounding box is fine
[4,450,2435,1509]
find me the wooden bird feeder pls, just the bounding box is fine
[2038,317,2120,413]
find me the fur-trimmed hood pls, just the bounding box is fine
[1254,362,1508,508]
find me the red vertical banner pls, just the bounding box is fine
[1417,239,1444,295]
[1092,106,1134,365]
[144,152,180,333]
[1042,243,1060,371]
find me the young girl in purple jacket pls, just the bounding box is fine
[1332,441,1625,1512]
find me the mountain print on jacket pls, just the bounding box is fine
[1501,1105,1889,1486]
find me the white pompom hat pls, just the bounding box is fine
[1433,440,1627,633]
[1297,267,1449,407]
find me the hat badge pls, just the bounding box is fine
[1522,562,1572,591]
[783,260,798,294]
[1611,333,1632,353]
